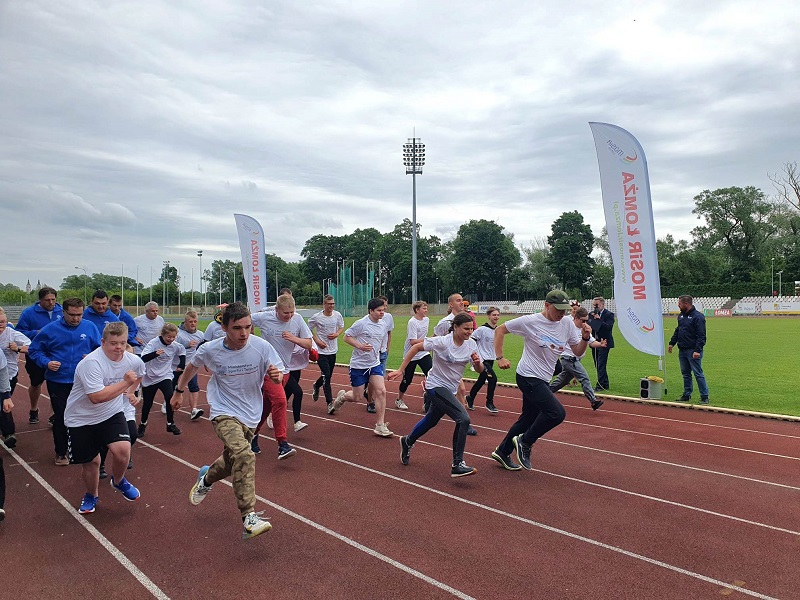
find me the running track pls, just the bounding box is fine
[1,364,798,599]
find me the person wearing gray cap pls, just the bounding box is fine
[491,290,592,471]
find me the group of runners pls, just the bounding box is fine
[0,284,601,538]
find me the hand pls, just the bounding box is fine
[48,360,61,371]
[387,369,403,382]
[470,352,481,366]
[693,352,700,359]
[317,339,328,349]
[189,340,198,348]
[667,345,673,354]
[8,342,18,352]
[281,331,294,341]
[327,332,339,340]
[155,348,164,356]
[360,343,373,352]
[267,364,282,384]
[599,339,608,348]
[125,392,139,406]
[497,357,512,370]
[2,398,13,413]
[171,395,183,410]
[581,323,593,337]
[123,370,138,384]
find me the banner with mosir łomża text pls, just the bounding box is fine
[234,213,268,312]
[589,122,664,356]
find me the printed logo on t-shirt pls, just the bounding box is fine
[539,334,565,353]
[217,362,260,376]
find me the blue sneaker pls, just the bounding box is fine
[79,493,98,514]
[110,476,140,501]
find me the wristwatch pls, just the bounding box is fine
[175,387,185,394]
[495,356,504,361]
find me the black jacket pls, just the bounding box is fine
[669,307,706,352]
[588,309,615,349]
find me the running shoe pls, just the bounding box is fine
[110,476,140,501]
[451,461,477,478]
[366,402,376,414]
[312,384,320,402]
[79,493,98,514]
[251,437,261,454]
[242,511,272,540]
[486,401,499,414]
[293,421,308,432]
[99,464,108,479]
[512,434,532,470]
[395,398,408,410]
[373,422,393,437]
[3,434,16,448]
[190,465,212,505]
[190,408,204,420]
[491,448,522,471]
[590,399,604,411]
[277,441,296,460]
[332,390,346,411]
[466,395,474,410]
[166,423,182,435]
[400,436,412,465]
[29,410,39,424]
[137,421,147,437]
[54,455,69,466]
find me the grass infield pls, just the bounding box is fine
[186,314,797,417]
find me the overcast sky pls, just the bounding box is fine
[2,1,798,292]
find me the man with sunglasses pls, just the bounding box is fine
[549,306,606,411]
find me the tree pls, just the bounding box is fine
[449,219,521,300]
[518,238,558,299]
[300,234,348,283]
[546,211,595,293]
[690,187,776,280]
[769,161,800,212]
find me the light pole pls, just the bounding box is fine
[771,257,775,296]
[778,270,783,298]
[162,260,170,310]
[197,250,204,310]
[218,264,222,305]
[74,266,88,303]
[403,133,425,304]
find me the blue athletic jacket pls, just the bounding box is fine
[82,307,120,336]
[16,302,64,339]
[28,318,101,383]
[115,308,139,346]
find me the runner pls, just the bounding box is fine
[0,308,31,447]
[394,301,432,411]
[175,310,206,421]
[136,323,185,437]
[466,306,501,414]
[308,295,344,412]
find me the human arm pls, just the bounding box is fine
[568,321,592,356]
[693,314,707,358]
[493,324,511,370]
[345,335,373,352]
[87,371,140,404]
[387,342,426,381]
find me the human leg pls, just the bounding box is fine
[318,353,336,404]
[47,381,71,460]
[286,370,304,426]
[689,351,709,399]
[206,416,257,518]
[139,382,157,432]
[678,349,694,397]
[595,348,610,389]
[572,360,599,407]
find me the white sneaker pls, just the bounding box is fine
[333,390,346,410]
[190,408,204,421]
[266,414,273,429]
[293,420,308,432]
[161,402,167,414]
[395,398,408,410]
[242,511,272,540]
[373,422,393,437]
[189,466,212,505]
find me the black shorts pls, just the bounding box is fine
[67,412,131,464]
[25,355,46,387]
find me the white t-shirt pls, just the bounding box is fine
[0,326,31,378]
[404,316,430,361]
[434,313,456,337]
[505,313,582,380]
[251,310,312,372]
[190,336,284,428]
[307,310,344,355]
[380,312,395,352]
[204,320,225,341]
[64,348,145,427]
[346,314,391,370]
[471,324,497,361]
[176,327,205,363]
[133,314,164,352]
[141,337,186,386]
[423,334,478,394]
[560,315,594,359]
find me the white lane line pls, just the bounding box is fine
[0,442,170,600]
[564,421,800,460]
[139,441,475,600]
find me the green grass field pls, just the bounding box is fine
[185,315,798,417]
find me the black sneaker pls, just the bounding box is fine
[491,449,522,471]
[486,401,499,414]
[326,402,335,415]
[166,423,182,435]
[251,437,261,454]
[466,395,474,410]
[48,414,55,425]
[312,384,320,402]
[451,461,477,478]
[278,441,296,460]
[591,399,604,411]
[466,426,477,436]
[512,434,532,470]
[400,436,412,466]
[676,395,691,402]
[366,402,376,414]
[3,434,16,448]
[127,458,134,470]
[137,422,147,437]
[29,410,39,424]
[700,396,709,405]
[99,464,108,479]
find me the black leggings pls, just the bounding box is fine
[498,374,566,455]
[409,387,471,464]
[0,454,5,509]
[313,354,337,404]
[141,379,175,424]
[284,370,303,423]
[0,376,15,436]
[469,359,497,402]
[399,354,433,393]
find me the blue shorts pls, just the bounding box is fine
[349,364,385,388]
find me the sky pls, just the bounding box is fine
[2,1,799,292]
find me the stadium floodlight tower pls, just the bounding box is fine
[403,133,425,303]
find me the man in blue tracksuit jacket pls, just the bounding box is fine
[28,297,101,465]
[15,286,63,424]
[668,294,709,404]
[109,294,139,348]
[82,289,120,336]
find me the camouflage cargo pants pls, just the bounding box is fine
[207,416,256,517]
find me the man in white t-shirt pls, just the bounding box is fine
[492,290,592,471]
[331,298,393,437]
[176,310,206,420]
[364,295,394,414]
[174,302,283,540]
[64,322,145,514]
[133,301,164,354]
[308,295,345,410]
[394,301,431,411]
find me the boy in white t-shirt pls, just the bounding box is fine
[466,307,501,413]
[64,322,145,514]
[394,301,431,411]
[308,295,345,410]
[0,308,31,448]
[492,290,592,471]
[174,302,284,540]
[137,323,186,437]
[175,310,206,421]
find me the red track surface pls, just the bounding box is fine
[1,364,798,599]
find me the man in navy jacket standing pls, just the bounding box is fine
[16,287,63,424]
[588,296,615,391]
[28,297,101,465]
[668,295,709,404]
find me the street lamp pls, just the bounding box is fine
[771,257,775,296]
[403,133,425,304]
[74,266,88,303]
[197,250,204,310]
[162,260,170,310]
[778,270,784,298]
[505,269,509,301]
